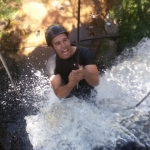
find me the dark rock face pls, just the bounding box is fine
[0,45,52,149]
[0,105,34,150]
[0,56,34,150]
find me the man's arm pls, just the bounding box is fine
[50,74,78,98]
[84,65,99,86]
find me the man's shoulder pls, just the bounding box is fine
[78,46,89,51]
[78,46,93,56]
[78,46,95,65]
[79,46,92,51]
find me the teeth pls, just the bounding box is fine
[62,49,67,53]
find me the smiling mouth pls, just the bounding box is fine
[62,49,68,55]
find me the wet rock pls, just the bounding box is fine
[0,19,10,31]
[115,141,146,150]
[119,111,150,148]
[95,39,117,68]
[104,20,119,36]
[0,143,5,150]
[104,13,119,36]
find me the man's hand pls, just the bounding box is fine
[71,65,85,80]
[71,65,99,86]
[50,64,99,99]
[68,69,81,86]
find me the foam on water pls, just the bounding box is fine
[25,38,150,150]
[96,38,150,106]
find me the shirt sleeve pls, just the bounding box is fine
[79,47,96,66]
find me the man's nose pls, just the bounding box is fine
[61,42,66,47]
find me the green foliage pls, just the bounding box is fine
[0,0,21,20]
[109,0,150,52]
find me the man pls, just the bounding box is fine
[45,24,99,99]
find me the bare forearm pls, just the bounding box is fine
[84,71,99,86]
[54,82,76,98]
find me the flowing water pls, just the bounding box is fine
[23,38,150,150]
[1,38,150,149]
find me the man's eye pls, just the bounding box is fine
[64,38,67,41]
[55,42,60,45]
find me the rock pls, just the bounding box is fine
[104,21,119,36]
[0,19,10,31]
[104,13,119,36]
[95,39,117,62]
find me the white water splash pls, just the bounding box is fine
[96,38,150,107]
[25,38,150,150]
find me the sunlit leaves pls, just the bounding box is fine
[0,0,21,20]
[110,0,150,52]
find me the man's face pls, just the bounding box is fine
[51,33,72,59]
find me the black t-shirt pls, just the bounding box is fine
[46,46,97,98]
[46,47,95,84]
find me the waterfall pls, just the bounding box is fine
[25,38,150,150]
